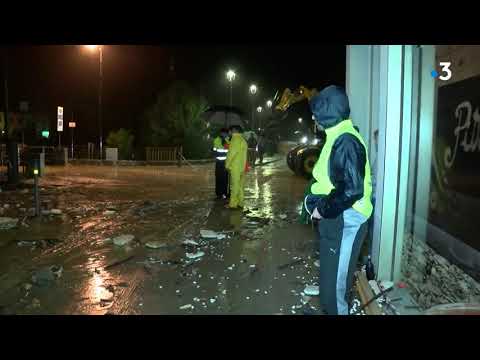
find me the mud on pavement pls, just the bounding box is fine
[0,159,322,315]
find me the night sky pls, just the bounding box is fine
[2,44,346,144]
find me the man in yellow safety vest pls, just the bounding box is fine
[304,85,373,315]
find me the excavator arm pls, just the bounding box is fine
[275,85,318,112]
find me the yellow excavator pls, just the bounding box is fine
[275,86,324,178]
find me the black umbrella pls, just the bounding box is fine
[203,105,249,129]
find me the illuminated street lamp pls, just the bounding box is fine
[266,100,272,108]
[84,45,104,159]
[298,117,303,123]
[226,69,236,106]
[249,84,257,129]
[257,106,263,113]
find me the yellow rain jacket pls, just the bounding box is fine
[225,133,248,208]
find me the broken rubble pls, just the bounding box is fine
[113,234,135,246]
[183,239,199,246]
[279,214,288,220]
[145,241,167,249]
[186,251,205,259]
[31,266,63,287]
[304,285,320,296]
[0,217,18,230]
[51,209,62,215]
[103,210,116,216]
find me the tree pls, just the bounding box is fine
[142,81,210,159]
[106,128,134,160]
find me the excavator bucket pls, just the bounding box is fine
[275,86,317,112]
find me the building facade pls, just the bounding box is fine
[346,45,480,307]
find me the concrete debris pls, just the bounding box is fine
[200,229,219,238]
[314,260,320,268]
[180,304,193,310]
[304,285,320,296]
[3,204,10,209]
[103,210,116,216]
[0,217,18,230]
[145,241,167,249]
[113,234,135,246]
[17,240,36,247]
[279,214,288,220]
[183,240,199,246]
[51,209,62,215]
[186,251,205,259]
[402,234,480,309]
[209,298,216,304]
[31,265,63,287]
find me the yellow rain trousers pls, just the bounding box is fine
[225,133,248,208]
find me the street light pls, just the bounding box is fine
[249,84,257,129]
[298,117,303,123]
[226,69,236,107]
[266,100,272,108]
[84,45,104,159]
[256,106,263,130]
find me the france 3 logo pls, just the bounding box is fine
[431,62,452,81]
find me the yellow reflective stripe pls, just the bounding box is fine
[216,156,227,160]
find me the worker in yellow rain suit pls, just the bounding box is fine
[225,125,248,209]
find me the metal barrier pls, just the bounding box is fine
[145,146,182,162]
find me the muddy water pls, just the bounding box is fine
[0,157,321,315]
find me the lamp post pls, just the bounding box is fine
[226,69,236,107]
[249,84,257,130]
[257,106,263,130]
[85,45,104,159]
[266,99,273,130]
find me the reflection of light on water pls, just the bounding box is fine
[84,256,115,311]
[262,181,273,217]
[89,272,107,303]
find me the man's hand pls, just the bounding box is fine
[312,207,323,220]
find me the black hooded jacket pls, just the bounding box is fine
[305,85,369,219]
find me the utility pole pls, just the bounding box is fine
[3,47,18,186]
[98,46,103,160]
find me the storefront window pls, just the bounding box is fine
[402,45,480,309]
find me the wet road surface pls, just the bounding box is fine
[0,157,322,315]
